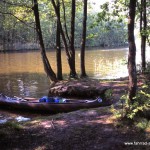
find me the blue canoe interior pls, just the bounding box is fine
[0,94,112,113]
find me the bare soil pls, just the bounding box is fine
[0,77,149,150]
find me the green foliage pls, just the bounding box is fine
[145,62,150,72]
[87,15,127,47]
[0,0,128,50]
[135,118,149,131]
[105,89,113,99]
[111,105,122,119]
[4,121,23,131]
[111,84,150,120]
[112,58,150,121]
[126,89,150,119]
[86,33,98,39]
[141,29,150,37]
[137,61,150,74]
[87,1,128,47]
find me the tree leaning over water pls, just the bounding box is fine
[33,0,57,82]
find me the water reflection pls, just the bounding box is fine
[0,48,128,97]
[0,73,50,98]
[0,49,128,77]
[84,49,128,78]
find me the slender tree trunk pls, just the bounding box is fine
[61,0,70,42]
[140,0,147,72]
[128,0,137,102]
[69,0,77,78]
[33,0,57,82]
[2,2,6,51]
[80,0,87,77]
[56,0,62,80]
[140,0,143,55]
[51,0,77,78]
[51,0,70,63]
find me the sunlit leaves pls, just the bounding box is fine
[0,0,129,50]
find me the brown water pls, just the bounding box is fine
[0,48,128,98]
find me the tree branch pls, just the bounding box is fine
[0,11,35,29]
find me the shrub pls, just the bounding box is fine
[111,84,150,120]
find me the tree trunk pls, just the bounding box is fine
[51,0,77,78]
[33,0,57,82]
[128,0,137,102]
[62,0,70,42]
[80,0,87,77]
[140,0,147,72]
[56,0,63,80]
[69,0,77,78]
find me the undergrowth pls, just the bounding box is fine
[111,64,150,132]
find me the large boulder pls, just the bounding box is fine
[48,79,110,99]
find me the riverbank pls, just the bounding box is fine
[0,76,149,149]
[0,107,149,150]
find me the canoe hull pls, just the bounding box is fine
[0,96,112,113]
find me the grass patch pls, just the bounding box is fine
[1,121,23,130]
[0,121,23,138]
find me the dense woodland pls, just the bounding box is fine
[0,0,150,117]
[0,0,128,51]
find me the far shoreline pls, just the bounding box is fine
[0,45,128,53]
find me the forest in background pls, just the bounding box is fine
[0,0,128,51]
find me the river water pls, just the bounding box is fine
[0,48,128,98]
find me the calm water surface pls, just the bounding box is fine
[0,48,128,97]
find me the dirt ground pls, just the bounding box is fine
[0,77,150,150]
